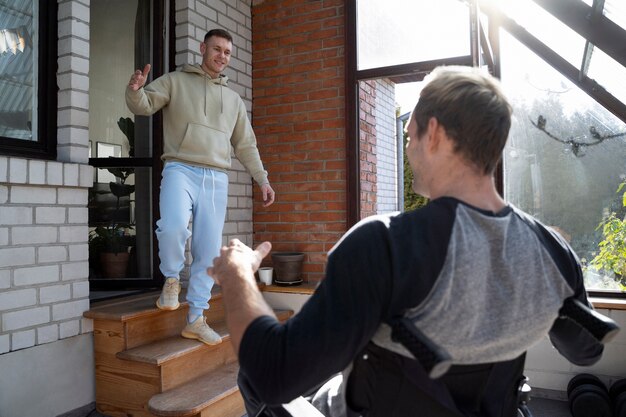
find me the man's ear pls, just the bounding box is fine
[199,41,206,54]
[426,117,442,152]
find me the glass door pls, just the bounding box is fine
[88,0,166,290]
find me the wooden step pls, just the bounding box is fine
[148,361,243,417]
[116,310,292,391]
[85,288,226,349]
[118,309,292,366]
[86,284,292,417]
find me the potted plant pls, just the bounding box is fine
[589,181,626,290]
[89,223,133,278]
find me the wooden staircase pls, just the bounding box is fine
[84,287,293,417]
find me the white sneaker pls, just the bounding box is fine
[181,315,222,345]
[156,277,181,310]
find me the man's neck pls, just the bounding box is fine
[429,165,506,213]
[200,64,220,79]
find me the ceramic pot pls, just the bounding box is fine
[271,252,304,285]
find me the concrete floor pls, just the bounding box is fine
[526,397,571,417]
[65,397,572,417]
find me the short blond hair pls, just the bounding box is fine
[413,66,512,175]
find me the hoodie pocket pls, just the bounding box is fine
[178,123,230,168]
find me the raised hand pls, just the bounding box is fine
[128,64,151,91]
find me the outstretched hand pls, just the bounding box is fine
[208,239,272,285]
[128,64,151,91]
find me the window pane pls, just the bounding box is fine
[0,0,37,141]
[604,0,626,30]
[497,0,586,70]
[501,32,626,293]
[588,47,626,106]
[357,0,470,70]
[89,166,153,279]
[90,0,151,159]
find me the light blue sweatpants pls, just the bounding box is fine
[156,162,228,319]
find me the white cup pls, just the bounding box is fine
[258,267,273,285]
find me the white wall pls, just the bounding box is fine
[0,334,94,417]
[375,78,399,214]
[525,305,626,397]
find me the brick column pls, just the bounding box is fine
[252,0,346,283]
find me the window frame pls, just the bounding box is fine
[0,0,57,160]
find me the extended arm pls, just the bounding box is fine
[207,239,276,354]
[125,64,171,116]
[210,219,393,405]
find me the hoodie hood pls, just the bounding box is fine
[183,64,228,114]
[182,63,229,84]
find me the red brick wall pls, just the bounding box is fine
[359,80,378,219]
[251,0,346,283]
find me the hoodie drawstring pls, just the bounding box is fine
[203,75,223,115]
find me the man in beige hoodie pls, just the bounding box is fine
[126,28,275,345]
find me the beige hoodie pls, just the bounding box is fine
[125,64,268,185]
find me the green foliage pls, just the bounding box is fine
[401,119,429,212]
[589,181,626,290]
[89,224,133,255]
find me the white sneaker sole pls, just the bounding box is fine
[181,329,222,346]
[156,299,180,311]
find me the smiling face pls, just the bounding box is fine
[199,35,232,78]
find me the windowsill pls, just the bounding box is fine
[590,297,626,311]
[262,282,318,295]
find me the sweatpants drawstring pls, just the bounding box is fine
[211,170,216,214]
[200,169,216,214]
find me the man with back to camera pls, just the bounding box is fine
[125,28,275,346]
[207,66,605,416]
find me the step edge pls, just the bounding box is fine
[147,362,240,416]
[84,290,224,322]
[116,333,233,365]
[148,385,239,417]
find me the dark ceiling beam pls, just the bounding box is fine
[481,4,626,125]
[531,0,626,68]
[479,18,495,70]
[579,0,605,78]
[470,0,480,67]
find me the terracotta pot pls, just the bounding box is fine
[100,252,130,278]
[271,252,304,284]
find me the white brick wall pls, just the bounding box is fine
[0,0,94,354]
[174,0,256,256]
[375,79,399,214]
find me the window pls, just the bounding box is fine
[0,0,56,158]
[357,0,469,70]
[501,32,626,293]
[349,0,626,296]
